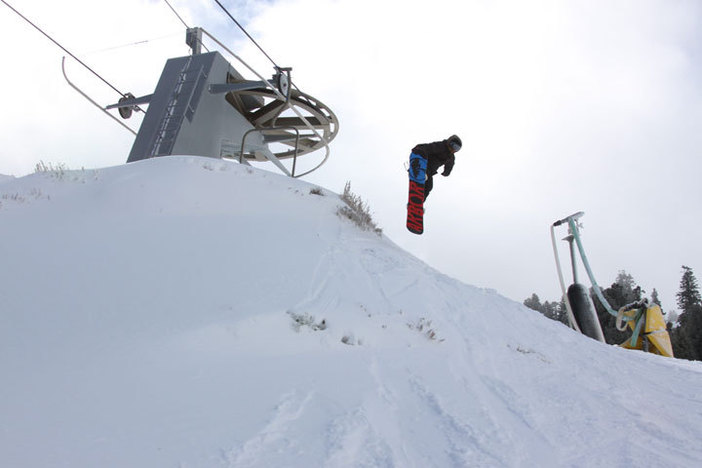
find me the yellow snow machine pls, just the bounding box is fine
[551,212,673,358]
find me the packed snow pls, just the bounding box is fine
[1,156,701,467]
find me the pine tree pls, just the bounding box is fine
[523,294,568,326]
[523,293,543,313]
[591,271,642,345]
[545,299,569,326]
[651,288,661,307]
[676,266,701,314]
[667,309,679,326]
[671,320,699,361]
[614,271,638,301]
[689,305,702,360]
[672,266,702,360]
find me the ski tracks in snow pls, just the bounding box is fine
[324,357,423,468]
[220,360,403,468]
[222,390,314,467]
[407,377,505,467]
[324,408,395,468]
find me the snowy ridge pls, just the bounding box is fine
[1,156,701,467]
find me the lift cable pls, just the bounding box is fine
[83,33,181,56]
[0,0,134,103]
[212,0,280,70]
[163,0,190,29]
[162,0,210,53]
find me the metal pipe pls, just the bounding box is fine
[61,57,137,136]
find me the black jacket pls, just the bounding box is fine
[412,140,455,176]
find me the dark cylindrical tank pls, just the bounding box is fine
[567,283,605,342]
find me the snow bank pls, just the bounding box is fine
[1,156,701,467]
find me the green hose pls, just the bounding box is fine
[567,218,619,317]
[566,218,643,346]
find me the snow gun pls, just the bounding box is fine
[550,212,673,357]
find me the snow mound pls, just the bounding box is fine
[1,156,701,467]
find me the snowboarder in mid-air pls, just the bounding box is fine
[406,135,462,235]
[412,134,462,201]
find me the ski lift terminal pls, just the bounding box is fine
[103,27,339,178]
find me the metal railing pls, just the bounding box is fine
[200,28,332,178]
[239,127,301,177]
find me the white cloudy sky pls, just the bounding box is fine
[1,0,700,313]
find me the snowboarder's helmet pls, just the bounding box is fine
[448,135,462,152]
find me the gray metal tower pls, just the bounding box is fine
[108,28,338,177]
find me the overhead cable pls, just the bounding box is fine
[212,0,280,69]
[0,0,130,100]
[163,0,190,29]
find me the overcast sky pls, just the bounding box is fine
[1,0,701,314]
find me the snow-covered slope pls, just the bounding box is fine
[1,157,701,467]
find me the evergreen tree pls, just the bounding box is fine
[673,266,702,360]
[688,304,702,360]
[545,299,569,326]
[614,271,639,300]
[676,266,701,315]
[591,270,642,345]
[670,320,698,361]
[523,294,568,326]
[523,293,543,313]
[667,310,679,326]
[651,288,661,307]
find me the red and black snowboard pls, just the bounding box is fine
[406,153,427,234]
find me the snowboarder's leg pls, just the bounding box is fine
[408,153,427,183]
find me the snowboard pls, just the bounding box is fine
[406,152,427,234]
